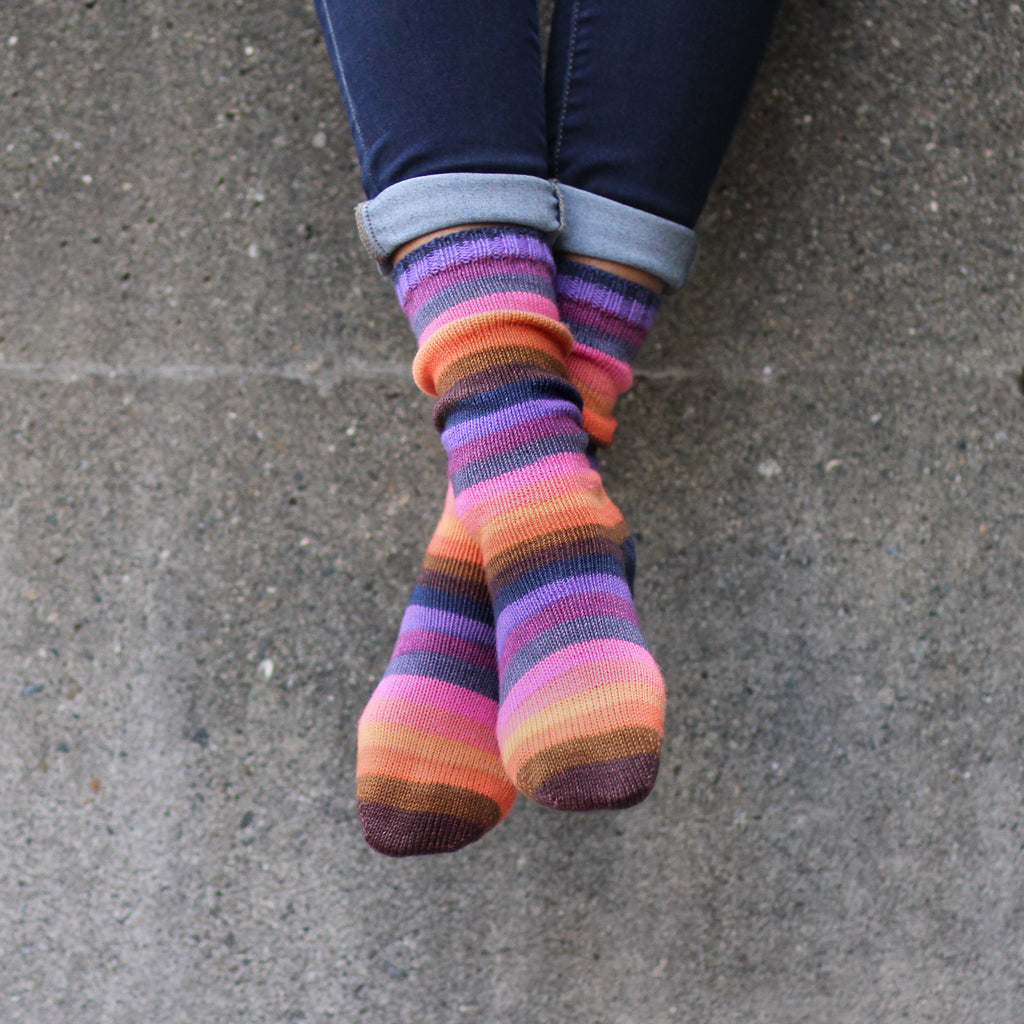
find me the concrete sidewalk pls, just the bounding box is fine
[2,1,1022,1021]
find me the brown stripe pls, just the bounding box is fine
[417,557,490,606]
[435,344,567,395]
[532,752,661,811]
[416,568,490,609]
[514,726,662,804]
[421,551,486,583]
[357,774,502,831]
[358,801,487,856]
[486,524,627,594]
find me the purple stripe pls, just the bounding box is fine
[394,231,553,299]
[498,591,639,666]
[445,412,576,474]
[401,259,555,312]
[495,573,633,645]
[441,397,575,450]
[555,270,659,329]
[391,629,498,670]
[399,604,495,646]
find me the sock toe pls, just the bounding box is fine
[358,800,490,857]
[512,726,662,810]
[529,752,660,810]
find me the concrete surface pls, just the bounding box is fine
[2,1,1022,1022]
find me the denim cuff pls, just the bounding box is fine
[553,184,698,292]
[355,173,563,269]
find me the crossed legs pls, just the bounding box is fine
[313,0,780,853]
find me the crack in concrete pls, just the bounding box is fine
[0,359,410,395]
[0,359,1018,390]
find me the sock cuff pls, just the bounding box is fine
[394,227,561,349]
[393,227,554,298]
[555,259,661,333]
[413,309,575,400]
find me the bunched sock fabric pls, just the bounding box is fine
[355,237,663,854]
[555,258,660,450]
[401,226,665,810]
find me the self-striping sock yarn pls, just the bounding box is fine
[355,237,663,854]
[403,226,665,810]
[356,485,514,856]
[356,226,566,854]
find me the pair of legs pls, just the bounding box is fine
[313,0,780,854]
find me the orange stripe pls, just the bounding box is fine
[501,666,665,740]
[358,717,500,764]
[412,310,572,395]
[470,484,629,556]
[501,696,664,771]
[580,406,616,448]
[357,745,511,801]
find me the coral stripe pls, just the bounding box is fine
[499,697,665,768]
[413,310,573,395]
[358,721,501,771]
[357,746,511,801]
[360,698,498,751]
[500,673,665,747]
[419,293,560,342]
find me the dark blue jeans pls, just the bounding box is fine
[314,0,780,287]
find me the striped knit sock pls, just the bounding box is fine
[355,241,661,853]
[402,227,664,810]
[356,486,514,856]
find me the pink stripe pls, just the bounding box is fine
[496,638,657,727]
[364,675,498,726]
[418,292,559,345]
[454,452,597,527]
[567,343,634,392]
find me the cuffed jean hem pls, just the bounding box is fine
[355,172,563,269]
[553,185,698,292]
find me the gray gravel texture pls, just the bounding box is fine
[2,1,1023,1022]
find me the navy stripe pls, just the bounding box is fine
[440,376,582,432]
[559,315,640,364]
[410,270,554,334]
[450,430,587,494]
[384,651,498,696]
[491,550,627,613]
[409,584,494,625]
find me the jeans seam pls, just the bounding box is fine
[318,5,376,196]
[551,0,581,180]
[552,180,566,235]
[355,203,385,262]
